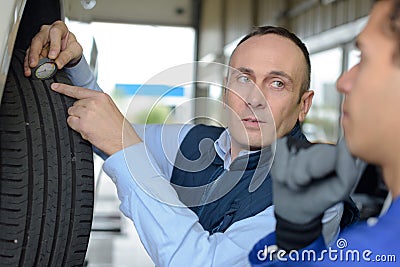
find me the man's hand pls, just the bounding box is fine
[51,83,142,155]
[24,21,83,77]
[271,136,366,251]
[272,136,365,225]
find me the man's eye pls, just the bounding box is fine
[271,80,284,89]
[237,75,251,83]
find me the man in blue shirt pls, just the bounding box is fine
[24,22,344,266]
[249,0,400,266]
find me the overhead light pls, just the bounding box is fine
[81,0,97,10]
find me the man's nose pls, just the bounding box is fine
[245,85,267,108]
[337,64,358,94]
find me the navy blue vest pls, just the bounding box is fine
[170,123,307,234]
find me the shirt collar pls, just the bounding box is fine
[214,129,259,169]
[214,122,305,169]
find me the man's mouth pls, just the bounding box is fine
[342,107,349,119]
[242,117,266,128]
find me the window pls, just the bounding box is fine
[304,47,343,143]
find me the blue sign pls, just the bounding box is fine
[115,84,184,97]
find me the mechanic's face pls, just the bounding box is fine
[337,0,400,165]
[225,34,313,158]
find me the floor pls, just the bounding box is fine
[85,156,154,267]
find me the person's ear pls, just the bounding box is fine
[298,90,314,122]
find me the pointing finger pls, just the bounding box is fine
[51,83,100,99]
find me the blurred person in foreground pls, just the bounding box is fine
[249,0,400,266]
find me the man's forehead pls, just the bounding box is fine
[232,34,305,63]
[367,1,392,35]
[240,35,297,59]
[231,37,300,65]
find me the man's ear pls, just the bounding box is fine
[298,90,314,122]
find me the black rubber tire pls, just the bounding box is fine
[0,49,94,267]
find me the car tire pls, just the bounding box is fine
[0,49,94,267]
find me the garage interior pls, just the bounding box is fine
[14,0,386,266]
[62,0,374,144]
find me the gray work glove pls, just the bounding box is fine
[271,136,366,250]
